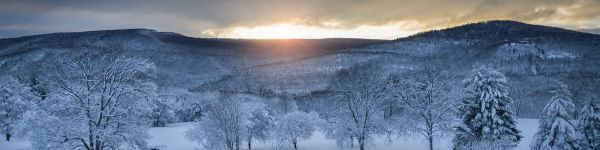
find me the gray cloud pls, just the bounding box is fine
[0,0,599,38]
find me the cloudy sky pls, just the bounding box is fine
[1,0,599,39]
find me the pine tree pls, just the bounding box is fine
[452,67,521,149]
[577,100,600,150]
[530,82,580,150]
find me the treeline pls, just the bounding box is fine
[1,53,599,150]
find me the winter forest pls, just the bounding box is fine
[1,3,600,149]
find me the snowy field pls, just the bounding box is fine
[1,119,538,150]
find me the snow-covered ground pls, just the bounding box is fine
[0,119,538,150]
[0,138,29,150]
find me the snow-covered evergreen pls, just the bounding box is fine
[453,67,521,149]
[0,76,35,141]
[530,82,580,150]
[577,100,600,150]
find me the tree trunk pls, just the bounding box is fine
[350,135,354,148]
[225,137,233,150]
[235,136,240,150]
[428,135,433,150]
[359,142,365,150]
[247,136,252,150]
[427,112,434,150]
[5,133,10,141]
[293,141,298,150]
[95,141,102,150]
[358,137,365,150]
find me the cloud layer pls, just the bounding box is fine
[1,0,599,39]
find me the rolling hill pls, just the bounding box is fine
[1,20,598,118]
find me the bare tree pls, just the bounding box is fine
[187,91,244,150]
[21,53,157,150]
[273,111,321,150]
[392,69,457,150]
[324,65,390,150]
[509,81,530,118]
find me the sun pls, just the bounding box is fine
[230,23,301,39]
[206,22,419,39]
[228,23,335,39]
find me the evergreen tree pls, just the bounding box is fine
[530,82,580,150]
[452,67,521,149]
[577,100,600,150]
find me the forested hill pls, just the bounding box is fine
[0,29,385,89]
[1,20,599,118]
[336,20,600,117]
[403,20,599,41]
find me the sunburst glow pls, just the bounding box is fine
[203,22,420,39]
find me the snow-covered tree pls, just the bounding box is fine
[531,82,580,150]
[242,103,273,150]
[187,91,274,150]
[577,100,600,150]
[393,70,457,150]
[28,73,48,100]
[0,76,36,141]
[19,53,157,150]
[169,88,209,122]
[273,111,322,150]
[322,65,390,150]
[175,100,203,121]
[186,92,245,150]
[149,94,177,127]
[453,67,521,149]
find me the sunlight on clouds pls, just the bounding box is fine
[201,21,421,39]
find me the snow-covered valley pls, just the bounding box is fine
[1,21,599,150]
[1,119,538,150]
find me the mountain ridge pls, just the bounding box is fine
[0,20,598,118]
[400,20,600,41]
[2,20,599,41]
